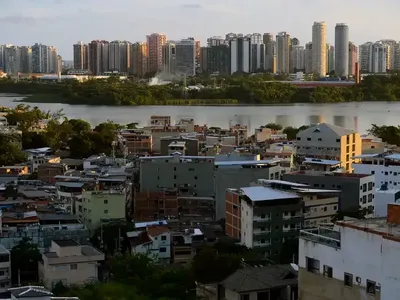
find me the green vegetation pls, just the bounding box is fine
[368,124,400,146]
[1,74,400,106]
[0,104,127,166]
[11,238,42,285]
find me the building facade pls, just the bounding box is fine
[276,32,290,74]
[348,42,358,76]
[73,41,89,70]
[147,33,167,73]
[312,21,327,76]
[229,34,251,74]
[175,38,196,76]
[334,23,349,77]
[32,43,49,73]
[131,42,148,77]
[298,208,400,300]
[39,240,104,290]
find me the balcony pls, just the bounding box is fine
[300,227,341,249]
[253,228,271,235]
[253,215,271,223]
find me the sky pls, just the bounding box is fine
[2,0,400,59]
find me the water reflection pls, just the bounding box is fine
[309,115,325,125]
[275,115,290,128]
[333,116,346,128]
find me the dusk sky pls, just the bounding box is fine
[2,0,399,59]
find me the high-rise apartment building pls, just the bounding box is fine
[88,40,109,75]
[348,42,358,76]
[32,43,49,73]
[326,44,335,74]
[371,42,388,73]
[229,34,251,74]
[359,42,372,72]
[276,32,291,74]
[292,45,305,72]
[162,42,177,76]
[359,42,388,73]
[205,44,230,75]
[0,45,7,71]
[380,39,397,70]
[20,46,32,73]
[73,41,89,70]
[312,21,327,76]
[263,33,275,72]
[249,33,265,72]
[175,38,196,76]
[131,42,148,77]
[290,38,300,73]
[335,23,349,77]
[108,40,131,73]
[48,46,58,73]
[147,33,166,74]
[304,42,313,74]
[4,46,21,75]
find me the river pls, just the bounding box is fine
[1,94,399,134]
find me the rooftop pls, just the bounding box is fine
[300,227,341,249]
[240,186,300,202]
[258,179,309,188]
[9,286,53,298]
[53,239,80,247]
[215,159,281,167]
[221,265,297,293]
[286,170,372,179]
[303,157,341,165]
[297,123,354,137]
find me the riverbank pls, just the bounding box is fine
[17,94,240,106]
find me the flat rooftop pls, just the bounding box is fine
[53,239,80,247]
[286,170,372,179]
[303,157,341,165]
[215,159,281,167]
[258,179,309,187]
[241,186,300,202]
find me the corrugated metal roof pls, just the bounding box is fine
[241,186,299,202]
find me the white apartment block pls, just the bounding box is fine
[359,41,388,73]
[352,153,400,190]
[298,204,400,300]
[311,21,327,76]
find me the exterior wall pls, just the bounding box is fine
[215,166,281,220]
[374,190,400,217]
[0,249,11,291]
[140,157,215,198]
[298,224,400,300]
[225,191,241,239]
[283,173,374,212]
[353,159,400,190]
[303,194,339,227]
[241,197,302,256]
[335,24,349,77]
[77,191,125,229]
[132,232,171,262]
[40,260,99,289]
[160,138,198,156]
[312,22,327,76]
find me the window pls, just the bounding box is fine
[189,168,194,171]
[70,264,78,270]
[161,235,167,241]
[240,294,250,300]
[0,255,9,263]
[296,137,301,141]
[104,210,108,214]
[159,247,167,253]
[194,176,198,180]
[344,273,353,287]
[307,138,311,141]
[318,138,322,141]
[336,139,340,142]
[371,170,375,174]
[306,257,320,274]
[323,265,332,278]
[174,175,177,179]
[367,280,376,295]
[104,200,108,204]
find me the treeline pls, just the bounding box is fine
[1,105,129,166]
[1,74,400,105]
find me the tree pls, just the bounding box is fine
[90,221,135,255]
[265,123,283,131]
[0,134,27,166]
[368,124,400,146]
[283,126,299,140]
[192,247,241,283]
[126,122,138,129]
[68,119,91,135]
[11,238,42,284]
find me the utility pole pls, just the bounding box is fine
[18,269,21,286]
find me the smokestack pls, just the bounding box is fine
[355,62,360,84]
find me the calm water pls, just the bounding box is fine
[1,94,399,134]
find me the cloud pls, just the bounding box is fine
[180,3,202,9]
[0,15,42,25]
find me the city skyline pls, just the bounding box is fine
[2,0,400,59]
